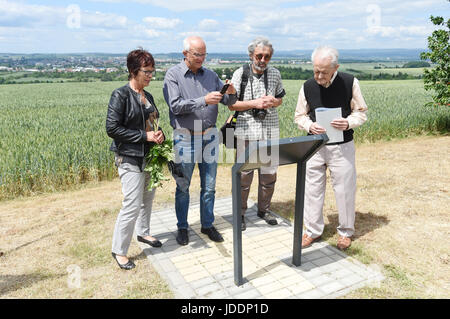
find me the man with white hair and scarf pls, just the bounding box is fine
[229,37,286,231]
[294,46,368,250]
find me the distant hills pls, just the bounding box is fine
[154,48,427,62]
[278,48,426,61]
[0,49,427,62]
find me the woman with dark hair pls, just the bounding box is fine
[106,49,165,270]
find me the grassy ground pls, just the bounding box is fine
[1,135,448,298]
[271,135,449,298]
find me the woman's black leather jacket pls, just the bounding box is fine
[106,83,160,158]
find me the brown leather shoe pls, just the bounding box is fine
[337,236,352,250]
[301,234,321,248]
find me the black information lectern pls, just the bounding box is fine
[231,134,328,286]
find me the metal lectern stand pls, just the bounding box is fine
[231,134,328,286]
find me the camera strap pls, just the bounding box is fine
[239,63,251,101]
[245,64,269,101]
[234,64,269,119]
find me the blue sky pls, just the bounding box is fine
[0,0,448,53]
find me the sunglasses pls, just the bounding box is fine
[255,54,271,61]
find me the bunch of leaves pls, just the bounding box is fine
[145,138,174,190]
[144,118,174,190]
[421,15,450,107]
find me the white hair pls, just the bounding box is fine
[183,36,205,52]
[183,37,191,51]
[311,46,339,66]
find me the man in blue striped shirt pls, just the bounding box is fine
[163,36,237,246]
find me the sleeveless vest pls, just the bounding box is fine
[304,72,354,144]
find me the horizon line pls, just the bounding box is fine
[0,48,428,56]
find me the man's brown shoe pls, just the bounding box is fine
[337,236,352,250]
[301,234,321,248]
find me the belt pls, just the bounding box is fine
[187,126,215,135]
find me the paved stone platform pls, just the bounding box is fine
[139,197,384,299]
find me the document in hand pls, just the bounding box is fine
[315,107,344,144]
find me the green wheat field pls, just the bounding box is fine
[0,79,448,200]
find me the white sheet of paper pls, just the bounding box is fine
[315,107,344,144]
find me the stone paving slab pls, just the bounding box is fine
[139,197,384,299]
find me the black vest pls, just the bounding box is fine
[304,72,354,144]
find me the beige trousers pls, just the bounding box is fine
[304,140,357,238]
[112,162,156,256]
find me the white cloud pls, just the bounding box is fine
[143,17,182,29]
[198,19,219,30]
[119,0,300,12]
[400,26,430,36]
[0,0,129,30]
[82,11,129,29]
[367,25,396,37]
[1,0,444,52]
[144,29,164,38]
[0,0,168,52]
[220,0,444,50]
[0,0,65,27]
[179,31,221,39]
[367,25,432,37]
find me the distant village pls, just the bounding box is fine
[0,53,309,74]
[1,55,162,73]
[0,51,426,84]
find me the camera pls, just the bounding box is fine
[252,108,267,120]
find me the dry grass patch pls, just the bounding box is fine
[0,164,235,298]
[0,191,171,298]
[1,136,449,298]
[267,135,449,298]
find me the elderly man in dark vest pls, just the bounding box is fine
[294,46,368,250]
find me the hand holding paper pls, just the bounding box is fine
[314,107,344,144]
[330,118,349,130]
[309,122,326,134]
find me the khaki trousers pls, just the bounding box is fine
[237,139,278,215]
[304,140,357,238]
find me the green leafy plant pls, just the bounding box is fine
[420,15,450,107]
[144,118,174,190]
[144,139,173,190]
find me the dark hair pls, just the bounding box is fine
[127,48,155,80]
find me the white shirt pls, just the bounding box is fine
[294,71,368,133]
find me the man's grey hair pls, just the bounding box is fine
[248,36,274,56]
[311,46,339,66]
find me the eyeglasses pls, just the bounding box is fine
[189,51,208,58]
[313,68,334,76]
[140,69,156,77]
[255,54,271,61]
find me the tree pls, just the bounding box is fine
[402,61,430,68]
[420,15,450,107]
